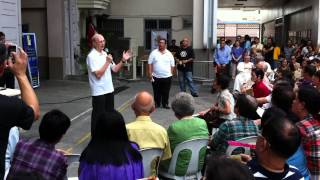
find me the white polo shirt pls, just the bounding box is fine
[148,49,175,78]
[86,48,114,96]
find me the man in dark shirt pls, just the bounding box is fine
[242,108,303,180]
[168,39,179,55]
[0,43,40,179]
[175,38,198,97]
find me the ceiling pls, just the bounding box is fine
[218,0,288,9]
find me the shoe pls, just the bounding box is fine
[163,105,170,109]
[192,93,199,97]
[155,104,161,108]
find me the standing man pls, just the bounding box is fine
[0,43,40,179]
[0,32,15,89]
[168,39,179,55]
[175,38,198,97]
[214,40,231,77]
[148,38,175,109]
[87,33,132,133]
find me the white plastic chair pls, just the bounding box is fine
[225,136,257,156]
[65,154,80,180]
[159,138,208,180]
[139,148,163,177]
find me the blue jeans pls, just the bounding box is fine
[178,70,198,95]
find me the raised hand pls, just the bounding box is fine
[7,47,28,77]
[122,49,133,62]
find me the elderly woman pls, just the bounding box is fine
[159,92,209,176]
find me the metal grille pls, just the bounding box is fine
[217,23,260,38]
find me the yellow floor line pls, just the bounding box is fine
[63,97,135,154]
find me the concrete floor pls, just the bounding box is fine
[20,78,217,177]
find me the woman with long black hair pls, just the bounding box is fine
[79,110,143,180]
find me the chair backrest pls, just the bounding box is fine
[65,154,81,179]
[168,138,208,175]
[226,136,257,156]
[139,148,163,177]
[65,154,81,165]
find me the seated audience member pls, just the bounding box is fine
[312,70,320,91]
[256,58,274,89]
[205,157,254,180]
[244,107,303,180]
[7,110,70,180]
[160,92,209,176]
[250,68,271,98]
[5,127,19,178]
[233,55,254,92]
[292,86,320,179]
[126,91,171,159]
[210,94,259,155]
[0,44,40,179]
[297,64,316,87]
[271,84,310,179]
[271,84,299,123]
[80,110,143,180]
[200,75,236,129]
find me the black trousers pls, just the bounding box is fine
[0,71,15,89]
[152,76,172,107]
[91,92,114,134]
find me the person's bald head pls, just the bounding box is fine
[132,91,155,116]
[91,33,105,51]
[256,61,267,72]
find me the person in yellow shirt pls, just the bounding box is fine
[273,42,281,69]
[126,91,171,176]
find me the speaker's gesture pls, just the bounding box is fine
[122,49,133,62]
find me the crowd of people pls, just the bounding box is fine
[1,30,320,180]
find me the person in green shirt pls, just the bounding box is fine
[159,92,209,176]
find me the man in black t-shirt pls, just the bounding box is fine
[175,38,198,97]
[0,43,40,179]
[168,39,179,55]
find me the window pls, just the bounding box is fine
[144,19,171,50]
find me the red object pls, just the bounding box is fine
[87,23,96,49]
[252,81,270,98]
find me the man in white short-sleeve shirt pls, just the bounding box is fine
[148,38,175,109]
[87,33,132,133]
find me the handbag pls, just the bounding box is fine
[198,109,223,133]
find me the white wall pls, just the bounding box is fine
[110,0,193,17]
[172,17,192,43]
[0,0,21,45]
[124,18,144,46]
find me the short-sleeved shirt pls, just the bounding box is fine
[175,47,195,72]
[211,116,259,154]
[296,115,320,178]
[86,48,114,96]
[148,49,175,78]
[7,139,68,180]
[126,116,171,160]
[0,95,34,179]
[247,158,304,180]
[252,81,271,98]
[160,116,209,176]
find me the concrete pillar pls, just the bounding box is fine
[193,0,204,49]
[211,0,218,48]
[47,0,65,79]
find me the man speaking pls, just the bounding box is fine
[86,33,132,133]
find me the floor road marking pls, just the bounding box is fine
[64,96,135,153]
